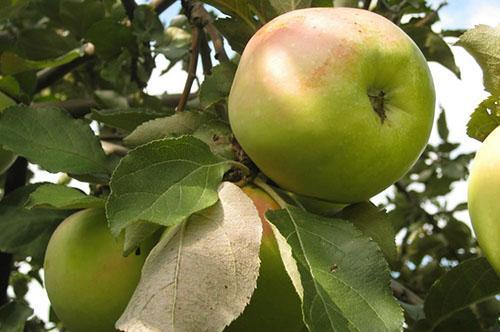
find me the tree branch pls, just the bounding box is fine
[391,279,424,305]
[121,0,138,20]
[177,25,200,112]
[35,55,95,93]
[31,93,197,117]
[0,157,28,306]
[198,28,213,75]
[190,3,229,62]
[152,0,177,14]
[363,0,371,10]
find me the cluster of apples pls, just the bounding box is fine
[29,7,498,332]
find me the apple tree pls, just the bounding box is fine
[0,0,499,331]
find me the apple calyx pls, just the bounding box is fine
[368,89,387,123]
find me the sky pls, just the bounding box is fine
[23,0,500,324]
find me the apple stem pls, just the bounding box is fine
[253,176,289,209]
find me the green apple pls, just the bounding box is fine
[0,91,16,174]
[468,126,500,274]
[229,8,435,203]
[225,185,305,331]
[44,208,156,332]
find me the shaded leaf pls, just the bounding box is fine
[437,108,449,141]
[116,182,262,332]
[424,257,500,328]
[267,206,403,332]
[124,112,233,158]
[86,19,134,58]
[59,0,105,38]
[0,301,33,332]
[123,222,162,256]
[201,0,258,30]
[215,17,253,54]
[268,0,312,14]
[26,183,104,210]
[16,29,79,61]
[404,26,460,78]
[337,201,398,264]
[200,62,237,109]
[0,184,71,265]
[90,108,169,132]
[0,50,83,75]
[106,136,232,236]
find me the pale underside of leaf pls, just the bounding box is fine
[116,182,262,332]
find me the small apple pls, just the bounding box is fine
[468,126,500,274]
[225,185,304,331]
[44,208,156,332]
[228,8,435,203]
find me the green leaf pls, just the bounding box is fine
[0,0,29,21]
[16,28,79,61]
[0,49,83,75]
[106,136,232,236]
[156,26,191,69]
[199,62,237,109]
[124,112,233,159]
[123,221,162,256]
[86,19,134,58]
[437,108,449,141]
[404,26,460,78]
[0,301,33,332]
[337,202,398,264]
[0,106,111,178]
[201,0,258,30]
[466,94,500,142]
[266,206,404,332]
[434,308,482,332]
[424,257,500,328]
[59,0,105,38]
[0,184,71,265]
[268,0,312,14]
[132,5,164,42]
[25,183,105,210]
[456,25,500,95]
[215,17,254,54]
[90,108,169,132]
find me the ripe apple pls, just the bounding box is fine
[44,208,156,332]
[225,185,304,331]
[228,8,435,203]
[468,126,500,274]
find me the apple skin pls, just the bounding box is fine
[225,185,305,332]
[44,208,156,332]
[468,126,500,274]
[228,8,435,203]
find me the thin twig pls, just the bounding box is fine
[121,0,137,20]
[35,55,95,93]
[391,280,424,305]
[152,0,177,14]
[198,27,213,75]
[177,25,200,112]
[190,3,229,62]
